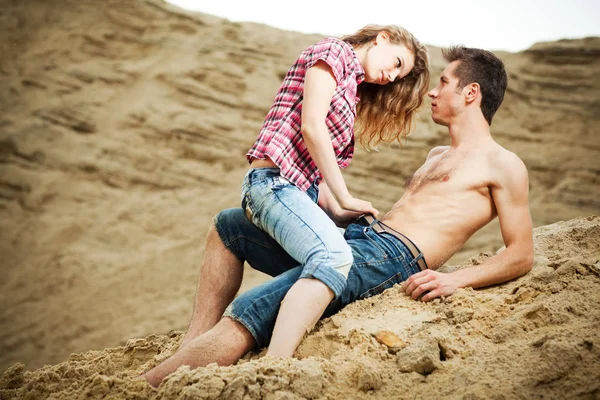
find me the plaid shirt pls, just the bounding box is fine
[246,37,365,192]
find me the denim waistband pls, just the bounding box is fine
[357,215,428,270]
[244,167,320,203]
[244,167,281,183]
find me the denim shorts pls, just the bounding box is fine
[240,167,352,299]
[215,207,423,349]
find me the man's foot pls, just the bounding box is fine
[140,317,256,387]
[178,330,199,350]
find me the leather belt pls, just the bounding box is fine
[358,214,428,271]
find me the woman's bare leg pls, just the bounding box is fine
[266,278,333,357]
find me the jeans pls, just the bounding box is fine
[215,208,423,349]
[241,167,352,299]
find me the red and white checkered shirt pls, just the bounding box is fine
[246,37,365,192]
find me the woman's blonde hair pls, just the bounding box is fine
[342,25,430,149]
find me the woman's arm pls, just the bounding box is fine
[318,181,363,227]
[302,60,378,217]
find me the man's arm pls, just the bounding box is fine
[404,151,534,301]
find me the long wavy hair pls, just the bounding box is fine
[342,25,430,149]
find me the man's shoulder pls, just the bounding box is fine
[490,144,525,168]
[488,144,529,185]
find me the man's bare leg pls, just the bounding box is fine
[266,278,333,357]
[180,224,245,348]
[142,317,256,387]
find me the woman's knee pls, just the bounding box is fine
[335,243,354,267]
[320,243,354,278]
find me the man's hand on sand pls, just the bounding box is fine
[402,270,460,302]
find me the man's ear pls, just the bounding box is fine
[465,83,480,104]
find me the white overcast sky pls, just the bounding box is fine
[165,0,599,52]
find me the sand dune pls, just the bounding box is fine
[1,216,599,399]
[0,0,599,398]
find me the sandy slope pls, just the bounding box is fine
[1,216,599,399]
[0,0,599,395]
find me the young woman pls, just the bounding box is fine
[240,24,430,357]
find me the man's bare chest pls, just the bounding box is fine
[405,152,490,193]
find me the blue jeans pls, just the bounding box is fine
[215,208,424,349]
[241,167,352,300]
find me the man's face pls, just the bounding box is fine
[428,61,465,126]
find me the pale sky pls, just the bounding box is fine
[165,0,600,52]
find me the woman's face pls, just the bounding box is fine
[362,34,415,85]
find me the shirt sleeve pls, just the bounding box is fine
[303,38,349,85]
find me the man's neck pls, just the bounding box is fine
[447,112,492,149]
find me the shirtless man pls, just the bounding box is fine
[142,46,533,387]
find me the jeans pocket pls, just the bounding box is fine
[359,272,403,300]
[242,185,264,229]
[362,228,390,260]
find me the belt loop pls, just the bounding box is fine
[361,214,378,228]
[412,252,422,266]
[413,253,428,271]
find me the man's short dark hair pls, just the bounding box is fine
[442,46,507,125]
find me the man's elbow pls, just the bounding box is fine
[517,250,534,276]
[506,239,534,278]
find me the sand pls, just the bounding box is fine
[0,0,599,398]
[1,216,599,399]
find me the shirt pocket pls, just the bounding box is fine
[327,88,355,128]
